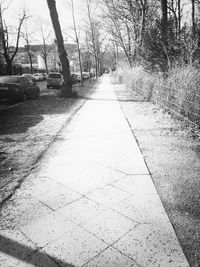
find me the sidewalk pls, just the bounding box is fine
[0,76,189,267]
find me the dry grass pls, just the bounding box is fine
[115,64,200,125]
[116,64,154,100]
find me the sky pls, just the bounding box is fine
[6,0,84,22]
[2,0,193,47]
[2,0,90,45]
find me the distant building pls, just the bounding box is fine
[14,46,38,67]
[5,41,93,75]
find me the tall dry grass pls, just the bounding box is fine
[116,64,154,100]
[115,63,200,125]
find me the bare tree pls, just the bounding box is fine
[71,0,83,86]
[34,24,54,74]
[0,4,27,74]
[102,0,156,65]
[22,20,34,73]
[46,0,72,97]
[178,0,181,36]
[191,0,196,36]
[167,0,185,38]
[85,0,104,78]
[161,0,168,43]
[102,0,133,65]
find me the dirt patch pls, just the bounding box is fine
[0,80,98,204]
[118,99,200,266]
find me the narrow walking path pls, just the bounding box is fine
[0,76,189,266]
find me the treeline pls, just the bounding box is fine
[103,0,200,126]
[102,0,200,71]
[0,0,108,78]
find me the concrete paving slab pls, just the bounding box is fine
[82,209,138,244]
[83,246,137,267]
[112,194,167,224]
[48,132,149,176]
[20,211,77,247]
[111,174,158,195]
[54,174,103,195]
[42,227,108,267]
[113,223,189,267]
[20,176,68,198]
[36,184,81,210]
[57,197,105,225]
[86,184,130,208]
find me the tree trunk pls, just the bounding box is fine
[160,0,168,44]
[191,0,195,37]
[95,54,98,79]
[26,45,33,74]
[28,52,33,74]
[44,56,49,74]
[77,44,83,86]
[71,0,83,87]
[7,61,13,75]
[46,0,72,97]
[178,0,181,38]
[160,0,168,73]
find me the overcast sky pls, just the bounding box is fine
[7,0,84,21]
[3,0,89,45]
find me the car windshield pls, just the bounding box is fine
[48,73,61,78]
[0,77,19,83]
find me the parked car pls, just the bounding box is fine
[77,74,82,82]
[74,73,82,82]
[41,73,47,80]
[33,73,43,81]
[47,72,63,89]
[0,76,40,101]
[83,72,90,79]
[22,74,37,84]
[89,72,95,77]
[70,73,80,84]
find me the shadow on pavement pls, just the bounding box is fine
[0,234,76,267]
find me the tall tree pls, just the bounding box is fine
[191,0,196,37]
[23,21,34,74]
[0,4,27,74]
[161,0,168,45]
[86,0,102,78]
[46,0,72,97]
[178,0,181,37]
[36,24,53,74]
[71,0,83,86]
